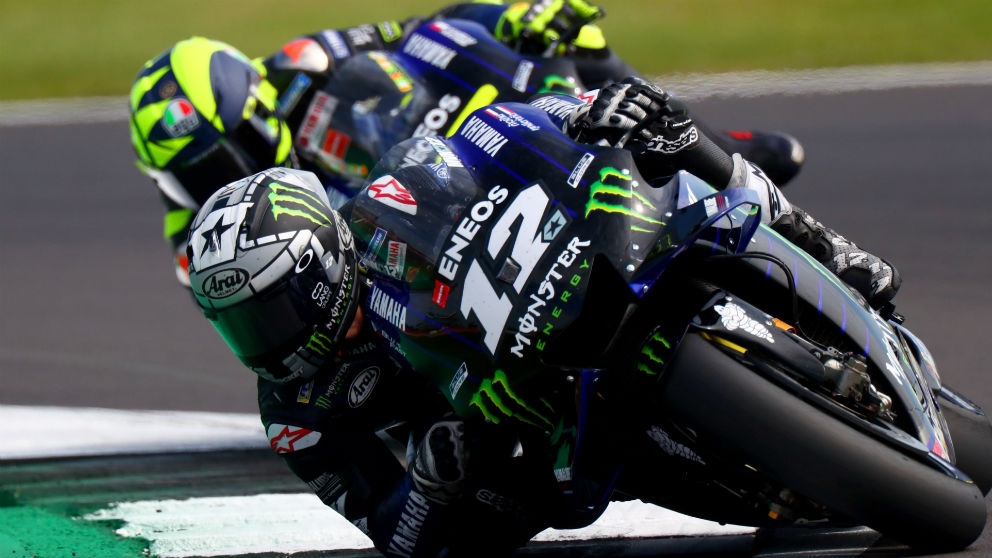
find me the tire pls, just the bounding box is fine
[656,334,987,551]
[939,386,992,495]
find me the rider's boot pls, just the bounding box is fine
[770,206,901,309]
[727,153,900,308]
[728,153,901,308]
[730,158,901,310]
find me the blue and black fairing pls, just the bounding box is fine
[667,174,962,473]
[349,100,763,403]
[395,19,585,102]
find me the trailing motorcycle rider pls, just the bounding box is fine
[129,0,804,287]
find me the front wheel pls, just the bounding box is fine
[656,333,987,551]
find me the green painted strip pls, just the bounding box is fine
[0,506,149,558]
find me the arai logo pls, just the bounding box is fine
[348,366,380,408]
[202,268,249,299]
[163,98,200,137]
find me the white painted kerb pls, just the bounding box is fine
[1,405,267,459]
[85,494,755,557]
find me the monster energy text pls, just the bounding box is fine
[511,236,590,357]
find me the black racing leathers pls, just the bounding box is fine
[256,288,557,557]
[257,314,455,557]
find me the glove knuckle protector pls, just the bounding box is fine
[410,419,470,504]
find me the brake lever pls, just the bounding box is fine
[615,108,666,150]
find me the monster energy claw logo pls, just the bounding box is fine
[268,182,334,227]
[586,167,665,233]
[470,370,554,431]
[305,331,334,356]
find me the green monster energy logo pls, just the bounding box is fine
[305,331,333,356]
[538,74,577,95]
[268,182,333,227]
[315,395,333,409]
[636,332,672,376]
[470,370,554,431]
[586,167,666,233]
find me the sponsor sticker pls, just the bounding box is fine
[484,105,539,131]
[402,34,457,69]
[428,162,450,180]
[567,153,595,188]
[347,25,377,47]
[267,424,322,453]
[449,362,469,398]
[277,73,312,117]
[459,116,508,157]
[348,366,380,408]
[542,209,568,242]
[579,89,599,104]
[429,21,477,47]
[646,125,699,154]
[529,96,579,120]
[714,302,775,344]
[368,52,414,93]
[297,380,314,403]
[368,282,408,332]
[437,184,510,281]
[359,227,388,270]
[320,31,351,59]
[424,136,464,168]
[320,129,351,159]
[162,98,199,137]
[433,280,451,308]
[297,91,337,149]
[368,175,418,215]
[201,268,249,299]
[512,60,535,93]
[385,240,407,279]
[378,21,403,43]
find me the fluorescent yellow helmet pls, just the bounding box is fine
[129,37,293,207]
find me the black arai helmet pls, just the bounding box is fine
[187,168,358,383]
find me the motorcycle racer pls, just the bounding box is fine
[129,0,804,287]
[185,88,898,558]
[186,168,585,558]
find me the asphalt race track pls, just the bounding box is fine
[2,83,991,557]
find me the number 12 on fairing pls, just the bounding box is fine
[458,184,552,354]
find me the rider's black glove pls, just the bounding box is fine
[567,76,734,186]
[409,419,470,504]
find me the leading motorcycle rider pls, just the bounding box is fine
[185,79,898,558]
[129,0,804,286]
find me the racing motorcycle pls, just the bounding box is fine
[315,17,803,191]
[346,95,991,551]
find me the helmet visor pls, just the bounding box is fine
[170,139,260,206]
[170,105,287,206]
[205,256,338,378]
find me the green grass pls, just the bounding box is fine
[1,0,990,100]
